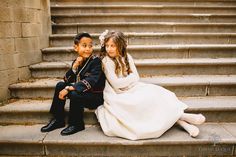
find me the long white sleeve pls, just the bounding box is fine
[102,55,139,90]
[128,54,140,81]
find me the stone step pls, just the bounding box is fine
[0,96,236,125]
[42,45,236,61]
[0,123,236,156]
[30,59,236,78]
[8,75,236,98]
[49,33,236,47]
[51,5,236,14]
[52,22,236,34]
[52,14,236,24]
[0,99,95,125]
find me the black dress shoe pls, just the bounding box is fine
[60,125,85,136]
[41,119,65,132]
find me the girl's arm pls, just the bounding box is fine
[103,55,139,89]
[127,54,140,81]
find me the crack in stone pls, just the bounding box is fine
[206,85,210,96]
[42,132,49,156]
[187,47,190,58]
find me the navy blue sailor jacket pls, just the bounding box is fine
[63,54,106,93]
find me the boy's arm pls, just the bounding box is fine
[63,60,77,83]
[73,58,103,92]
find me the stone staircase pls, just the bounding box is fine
[1,0,236,156]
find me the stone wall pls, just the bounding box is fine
[0,0,51,104]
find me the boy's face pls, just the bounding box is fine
[105,38,119,58]
[74,37,93,59]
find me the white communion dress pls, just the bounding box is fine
[95,54,188,140]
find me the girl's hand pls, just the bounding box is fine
[59,89,68,100]
[72,56,84,69]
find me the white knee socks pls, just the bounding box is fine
[177,120,200,137]
[180,113,206,125]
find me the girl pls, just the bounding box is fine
[95,31,205,140]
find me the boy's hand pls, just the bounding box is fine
[59,89,68,100]
[72,56,84,69]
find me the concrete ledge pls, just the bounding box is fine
[29,59,236,77]
[1,123,235,156]
[43,44,236,53]
[0,96,236,125]
[0,99,96,125]
[51,5,236,9]
[42,44,236,61]
[51,13,236,23]
[30,58,236,67]
[44,124,235,156]
[52,22,236,27]
[52,22,236,34]
[8,75,236,97]
[49,33,236,46]
[51,13,236,17]
[9,75,236,88]
[0,125,46,156]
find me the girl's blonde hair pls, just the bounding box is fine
[101,31,132,76]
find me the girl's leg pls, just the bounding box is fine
[180,113,206,125]
[177,120,199,137]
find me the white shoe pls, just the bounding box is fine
[187,123,200,137]
[181,113,206,125]
[177,120,200,137]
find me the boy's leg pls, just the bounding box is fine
[41,81,67,132]
[50,81,67,121]
[61,91,103,135]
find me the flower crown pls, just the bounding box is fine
[99,30,109,47]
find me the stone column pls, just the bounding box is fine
[0,0,51,104]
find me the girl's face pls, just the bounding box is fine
[74,37,93,59]
[105,38,119,58]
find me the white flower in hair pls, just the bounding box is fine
[99,30,109,47]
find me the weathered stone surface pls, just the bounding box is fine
[0,0,50,102]
[29,58,236,78]
[22,23,42,37]
[221,123,236,138]
[18,67,31,81]
[0,22,21,38]
[14,8,40,23]
[0,54,15,71]
[0,87,9,103]
[0,99,97,125]
[3,69,19,85]
[42,45,236,61]
[40,0,51,10]
[0,38,14,54]
[0,7,13,22]
[0,0,24,8]
[52,14,236,24]
[49,33,236,46]
[52,23,236,34]
[15,37,40,52]
[39,36,50,49]
[43,123,235,156]
[0,125,46,156]
[222,123,236,156]
[51,4,236,14]
[24,0,41,9]
[8,75,236,98]
[1,96,236,125]
[10,51,41,68]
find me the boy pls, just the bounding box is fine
[41,32,105,135]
